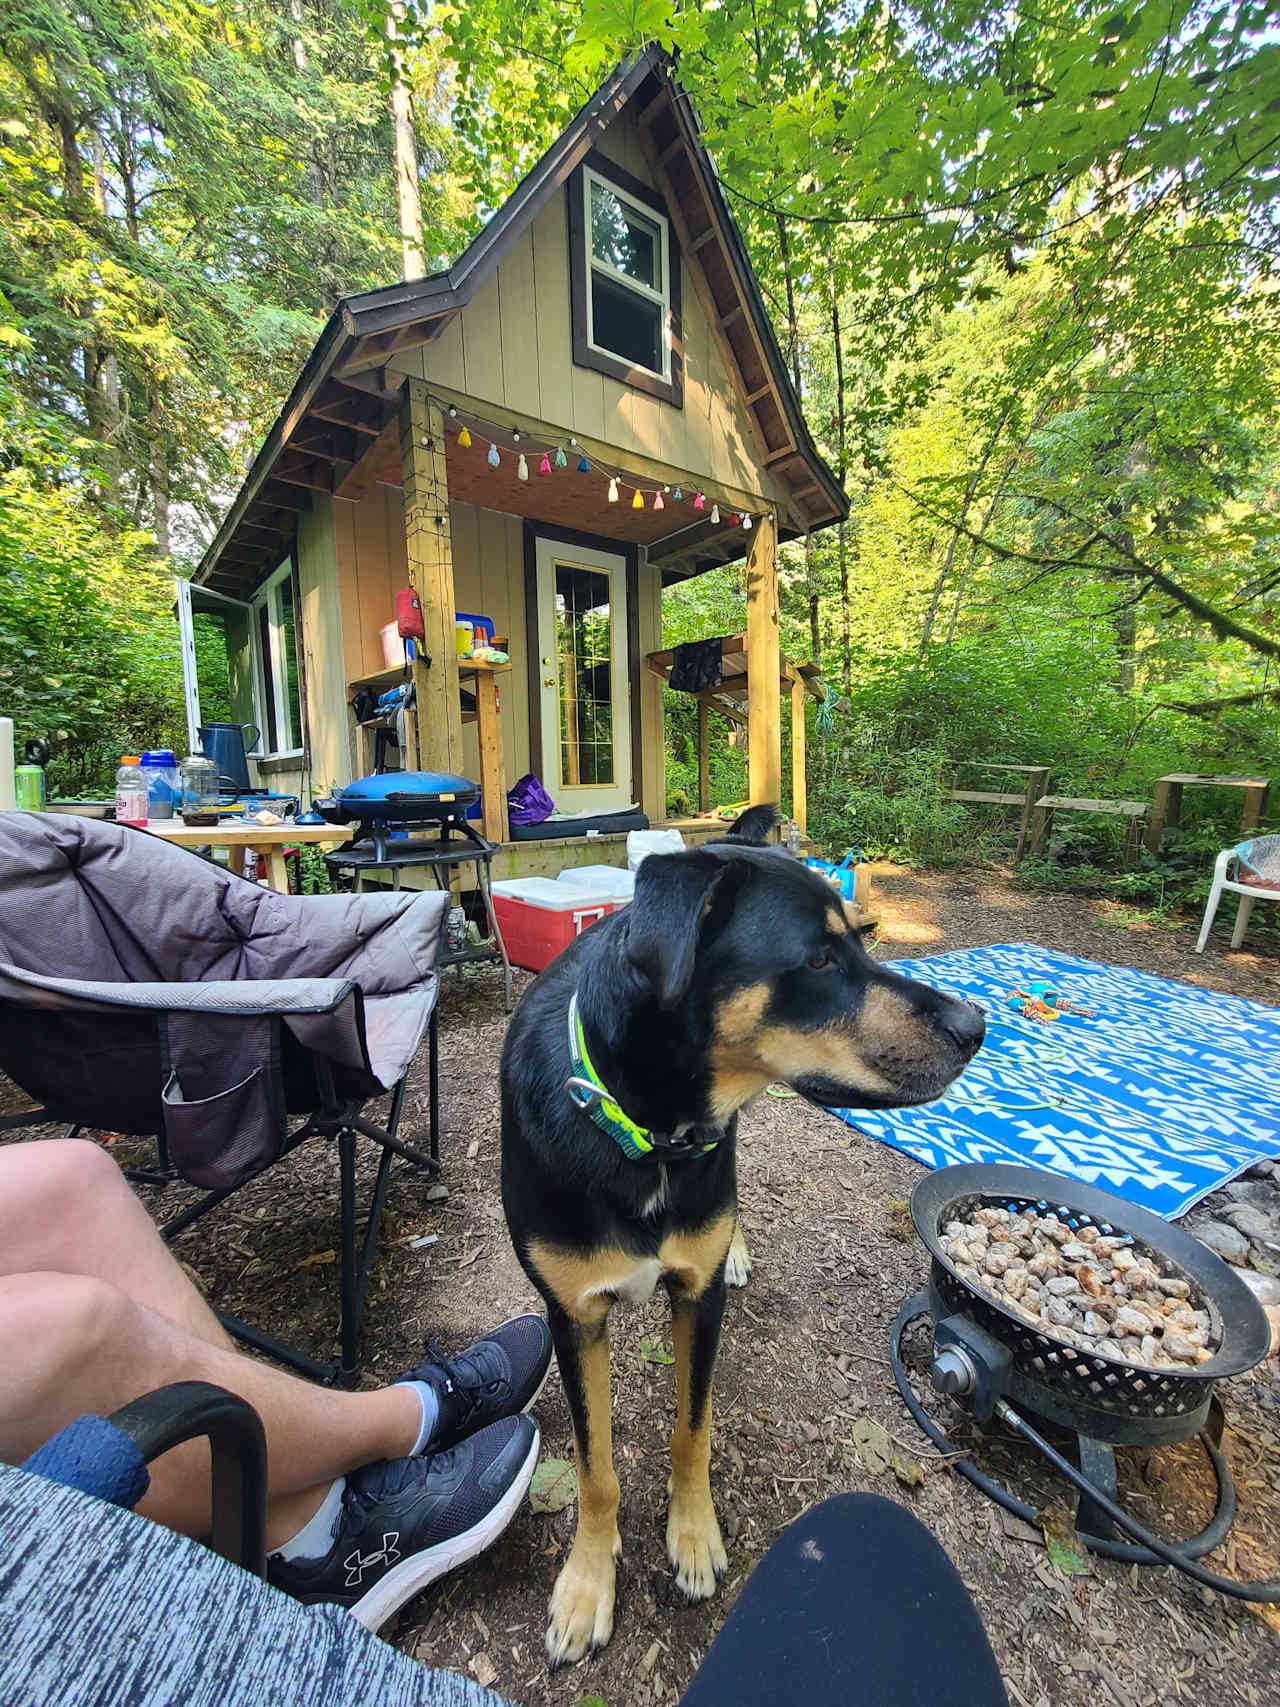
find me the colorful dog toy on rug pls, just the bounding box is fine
[1005,979,1097,1023]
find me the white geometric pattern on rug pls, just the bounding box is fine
[827,944,1280,1217]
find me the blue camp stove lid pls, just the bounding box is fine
[330,771,480,821]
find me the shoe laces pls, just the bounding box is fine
[424,1335,506,1417]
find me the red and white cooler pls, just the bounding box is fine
[492,872,631,974]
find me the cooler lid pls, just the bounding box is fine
[492,877,610,910]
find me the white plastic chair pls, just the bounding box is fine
[1195,834,1280,953]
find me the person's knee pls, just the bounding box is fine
[0,1270,128,1380]
[3,1137,128,1224]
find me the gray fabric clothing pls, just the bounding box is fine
[0,1462,514,1707]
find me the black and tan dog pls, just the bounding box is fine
[500,806,984,1666]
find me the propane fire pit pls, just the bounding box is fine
[892,1163,1280,1598]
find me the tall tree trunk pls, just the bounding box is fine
[149,386,170,556]
[386,3,425,280]
[289,0,326,208]
[828,263,852,705]
[776,215,802,397]
[805,530,821,664]
[90,126,121,514]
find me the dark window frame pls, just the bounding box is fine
[568,150,684,408]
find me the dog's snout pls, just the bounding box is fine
[942,998,985,1056]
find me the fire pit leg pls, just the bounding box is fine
[1204,1393,1225,1451]
[1075,1434,1118,1542]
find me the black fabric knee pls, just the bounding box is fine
[678,1492,1007,1707]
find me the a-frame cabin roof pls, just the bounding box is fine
[198,47,846,592]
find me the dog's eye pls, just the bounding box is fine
[807,947,835,970]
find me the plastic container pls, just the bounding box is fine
[179,754,220,826]
[114,757,149,828]
[140,749,180,820]
[554,865,635,901]
[491,876,622,973]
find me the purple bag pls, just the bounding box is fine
[507,771,555,826]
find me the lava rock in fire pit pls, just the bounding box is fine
[944,1206,1220,1371]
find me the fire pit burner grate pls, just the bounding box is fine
[912,1164,1270,1446]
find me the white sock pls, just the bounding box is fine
[271,1476,346,1562]
[397,1379,441,1455]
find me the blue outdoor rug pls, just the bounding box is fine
[829,944,1280,1219]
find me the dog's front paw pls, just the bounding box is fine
[724,1227,751,1289]
[667,1495,727,1600]
[545,1534,620,1668]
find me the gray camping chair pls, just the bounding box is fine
[0,812,449,1382]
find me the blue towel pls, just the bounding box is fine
[829,944,1280,1218]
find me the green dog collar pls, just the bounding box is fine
[564,992,717,1162]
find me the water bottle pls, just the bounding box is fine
[114,756,149,828]
[787,819,803,856]
[140,749,180,820]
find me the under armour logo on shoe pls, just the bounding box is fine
[343,1532,401,1587]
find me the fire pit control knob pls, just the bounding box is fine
[930,1344,977,1398]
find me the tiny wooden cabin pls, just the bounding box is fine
[185,48,845,876]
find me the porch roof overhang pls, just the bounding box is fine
[196,46,847,598]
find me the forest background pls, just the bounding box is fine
[1,0,1277,919]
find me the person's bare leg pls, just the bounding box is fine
[0,1139,230,1346]
[0,1269,422,1546]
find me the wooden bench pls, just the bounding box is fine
[1029,796,1148,863]
[944,763,1051,862]
[1146,773,1271,854]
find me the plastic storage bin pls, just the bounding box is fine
[554,865,635,901]
[492,876,623,973]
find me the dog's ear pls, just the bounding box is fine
[626,851,745,1008]
[725,803,779,846]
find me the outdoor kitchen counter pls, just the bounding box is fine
[141,820,355,893]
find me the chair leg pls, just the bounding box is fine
[339,1132,360,1380]
[429,1008,440,1167]
[1230,894,1255,951]
[1195,876,1225,953]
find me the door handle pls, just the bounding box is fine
[544,676,555,687]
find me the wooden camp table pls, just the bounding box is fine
[142,820,354,894]
[1145,774,1271,854]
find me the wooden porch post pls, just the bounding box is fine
[791,675,807,835]
[697,700,710,815]
[400,378,464,776]
[746,513,781,807]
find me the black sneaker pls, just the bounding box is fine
[268,1414,540,1630]
[403,1313,552,1453]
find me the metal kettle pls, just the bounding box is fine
[198,722,261,792]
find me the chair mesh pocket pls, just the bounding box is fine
[162,1066,283,1189]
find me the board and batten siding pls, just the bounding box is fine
[389,119,786,511]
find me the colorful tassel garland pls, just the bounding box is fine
[632,488,644,509]
[578,455,590,473]
[487,443,500,468]
[554,447,567,468]
[672,487,682,501]
[539,452,552,476]
[608,478,619,503]
[711,504,720,524]
[653,491,664,511]
[728,513,739,527]
[517,453,529,481]
[693,491,705,510]
[457,425,472,448]
[742,513,753,530]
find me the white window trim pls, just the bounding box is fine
[583,166,671,382]
[251,562,304,760]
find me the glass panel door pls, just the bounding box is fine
[535,538,632,814]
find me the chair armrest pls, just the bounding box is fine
[1214,848,1237,880]
[22,1382,267,1576]
[0,963,356,1018]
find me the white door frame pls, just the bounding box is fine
[534,536,632,814]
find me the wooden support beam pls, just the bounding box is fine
[745,383,773,405]
[258,482,313,511]
[288,426,363,465]
[401,378,464,775]
[697,699,710,815]
[636,90,669,130]
[791,674,807,836]
[691,226,718,252]
[746,513,781,808]
[657,137,685,168]
[272,458,333,492]
[305,397,384,435]
[470,667,509,843]
[719,306,745,333]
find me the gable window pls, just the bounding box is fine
[252,563,303,758]
[568,150,683,406]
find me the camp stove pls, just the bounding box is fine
[891,1163,1274,1574]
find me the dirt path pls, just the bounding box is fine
[17,867,1280,1705]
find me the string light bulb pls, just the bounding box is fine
[457,424,472,448]
[512,429,521,443]
[517,453,529,481]
[608,478,619,503]
[539,452,552,476]
[447,404,457,417]
[487,443,500,468]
